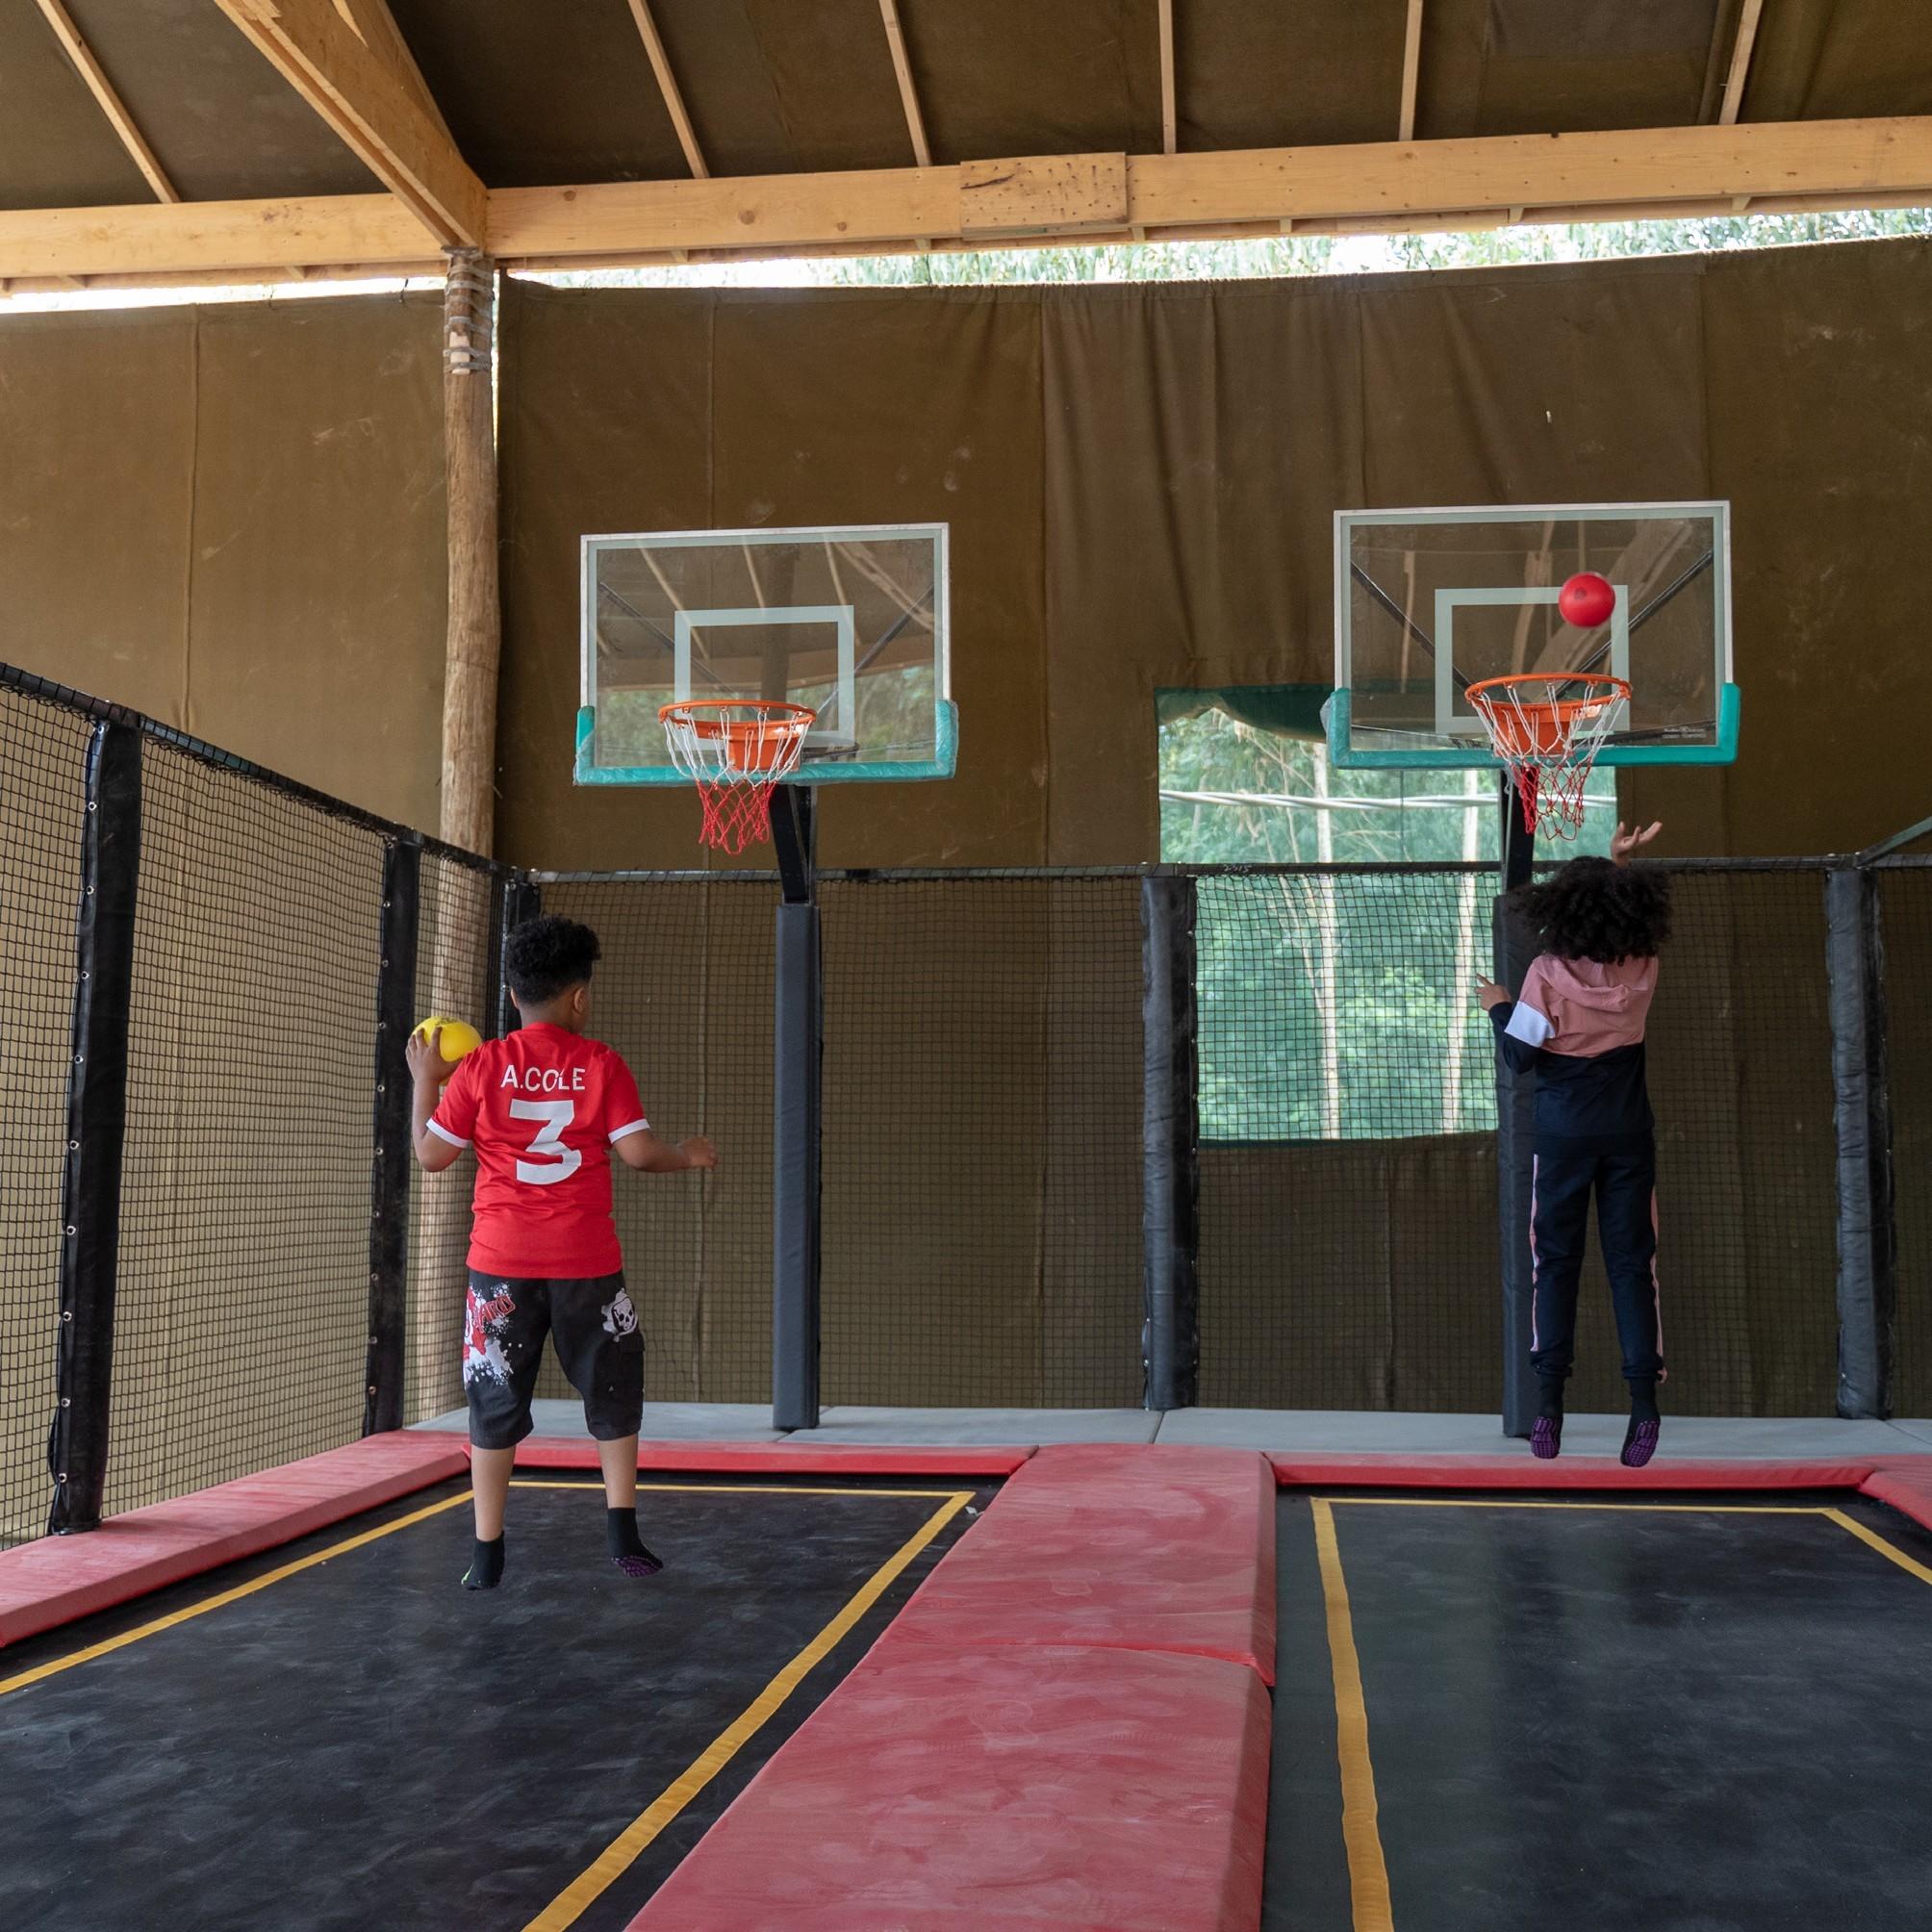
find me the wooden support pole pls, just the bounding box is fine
[439,248,499,857]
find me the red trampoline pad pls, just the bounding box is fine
[628,1641,1269,1932]
[871,1443,1275,1678]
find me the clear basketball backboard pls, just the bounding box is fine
[577,523,953,785]
[1327,502,1738,769]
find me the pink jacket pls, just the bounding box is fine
[1504,954,1657,1058]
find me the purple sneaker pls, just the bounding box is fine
[613,1545,665,1579]
[1621,1418,1660,1468]
[1531,1415,1562,1461]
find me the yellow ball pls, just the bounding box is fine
[415,1015,482,1080]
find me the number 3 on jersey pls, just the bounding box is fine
[510,1098,582,1185]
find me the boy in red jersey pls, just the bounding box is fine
[408,915,716,1589]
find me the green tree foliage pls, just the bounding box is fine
[1160,706,1612,1143]
[803,208,1932,291]
[1157,708,1613,865]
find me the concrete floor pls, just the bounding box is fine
[415,1401,1932,1458]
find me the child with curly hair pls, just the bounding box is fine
[1477,822,1672,1466]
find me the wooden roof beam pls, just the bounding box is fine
[1158,0,1178,155]
[1719,0,1767,126]
[1717,0,1767,207]
[1399,0,1425,142]
[213,0,484,245]
[879,0,932,167]
[34,0,178,204]
[877,0,935,248]
[625,0,708,179]
[331,0,454,143]
[7,116,1931,283]
[490,118,1932,258]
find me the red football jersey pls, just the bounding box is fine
[428,1024,649,1277]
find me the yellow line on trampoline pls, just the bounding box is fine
[1822,1507,1932,1587]
[510,1479,965,1500]
[1,1479,969,1701]
[525,1488,976,1932]
[0,1490,475,1699]
[1310,1498,1394,1932]
[1325,1496,1826,1514]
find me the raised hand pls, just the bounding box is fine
[1611,821,1663,864]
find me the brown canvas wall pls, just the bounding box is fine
[497,283,1047,872]
[0,296,447,832]
[5,244,1922,871]
[502,238,1932,870]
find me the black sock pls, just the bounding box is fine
[463,1535,504,1590]
[607,1507,664,1576]
[1628,1376,1661,1422]
[1537,1374,1566,1419]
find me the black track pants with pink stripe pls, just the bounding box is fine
[1529,1138,1664,1385]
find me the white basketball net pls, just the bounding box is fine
[660,701,816,854]
[1467,674,1630,840]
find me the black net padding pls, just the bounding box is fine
[405,854,495,1423]
[0,688,90,1547]
[106,737,385,1516]
[1881,863,1932,1415]
[0,652,1894,1544]
[531,877,776,1404]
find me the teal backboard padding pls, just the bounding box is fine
[1326,683,1741,770]
[579,521,952,788]
[576,699,958,785]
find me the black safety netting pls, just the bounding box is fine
[1880,862,1932,1417]
[104,741,383,1517]
[1193,865,1841,1414]
[405,853,496,1423]
[534,875,775,1405]
[1194,868,1502,1410]
[1630,869,1840,1416]
[0,659,1910,1534]
[819,876,1145,1409]
[0,688,90,1547]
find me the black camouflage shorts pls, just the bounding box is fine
[462,1270,644,1449]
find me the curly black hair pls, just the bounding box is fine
[1509,855,1672,963]
[504,915,601,1005]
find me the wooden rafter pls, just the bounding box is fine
[34,0,178,204]
[1158,0,1178,155]
[1719,0,1767,126]
[1399,0,1426,143]
[212,0,484,244]
[6,116,1932,286]
[1718,0,1767,207]
[331,0,453,143]
[625,1,707,179]
[879,0,932,167]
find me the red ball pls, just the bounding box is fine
[1558,572,1616,627]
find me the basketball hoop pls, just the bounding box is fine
[659,700,816,854]
[1467,674,1630,840]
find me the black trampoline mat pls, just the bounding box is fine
[1267,1491,1932,1932]
[0,1474,987,1932]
